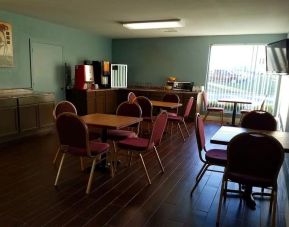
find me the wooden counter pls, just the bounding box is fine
[0,89,55,143]
[66,88,202,120]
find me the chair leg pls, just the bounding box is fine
[182,119,190,137]
[86,158,97,194]
[196,163,207,182]
[203,111,209,122]
[220,111,223,125]
[170,121,173,137]
[113,141,118,171]
[239,113,244,126]
[54,153,65,186]
[129,152,133,166]
[190,164,209,196]
[216,176,226,226]
[271,189,277,227]
[153,146,165,173]
[53,147,60,164]
[177,123,185,141]
[139,153,151,185]
[80,157,85,171]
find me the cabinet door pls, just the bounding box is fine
[39,102,55,127]
[0,98,18,137]
[19,104,38,132]
[0,107,18,137]
[105,90,118,114]
[86,91,96,114]
[95,91,106,113]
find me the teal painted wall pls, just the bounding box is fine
[0,10,111,89]
[112,34,287,87]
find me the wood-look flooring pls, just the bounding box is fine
[0,122,288,227]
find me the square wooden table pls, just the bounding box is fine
[218,98,252,126]
[210,126,289,153]
[81,113,143,142]
[151,100,182,109]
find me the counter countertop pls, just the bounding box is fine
[78,87,201,93]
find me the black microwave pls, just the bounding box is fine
[170,81,194,91]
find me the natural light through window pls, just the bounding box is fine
[206,44,279,114]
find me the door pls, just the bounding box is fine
[30,42,64,101]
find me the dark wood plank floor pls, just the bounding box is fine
[0,122,288,227]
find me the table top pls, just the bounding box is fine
[210,126,289,153]
[218,98,252,104]
[81,113,143,129]
[151,100,182,109]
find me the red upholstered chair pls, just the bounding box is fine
[162,93,180,117]
[167,97,194,141]
[239,96,267,124]
[190,113,227,195]
[134,96,155,135]
[53,101,77,119]
[117,111,168,184]
[52,101,100,166]
[127,91,137,103]
[202,91,224,125]
[53,101,77,164]
[216,132,284,226]
[240,110,277,131]
[54,112,112,194]
[107,101,142,167]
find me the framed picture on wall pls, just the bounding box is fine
[0,21,14,67]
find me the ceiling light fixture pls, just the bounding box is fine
[122,19,184,30]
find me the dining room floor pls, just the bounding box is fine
[0,122,288,227]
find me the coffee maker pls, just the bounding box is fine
[74,65,94,90]
[92,61,110,88]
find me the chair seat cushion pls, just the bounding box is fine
[107,129,137,141]
[167,112,178,117]
[205,149,227,166]
[207,107,224,112]
[117,137,150,151]
[68,141,109,156]
[168,115,182,122]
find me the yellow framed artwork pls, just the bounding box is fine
[0,21,14,67]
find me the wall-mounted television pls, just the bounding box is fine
[266,39,289,74]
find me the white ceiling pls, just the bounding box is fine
[1,0,289,39]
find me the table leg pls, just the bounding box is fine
[232,103,237,126]
[100,128,108,167]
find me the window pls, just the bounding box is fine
[206,44,279,114]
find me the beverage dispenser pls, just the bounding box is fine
[74,65,94,90]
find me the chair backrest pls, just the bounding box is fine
[53,101,77,120]
[148,111,168,148]
[162,93,180,114]
[259,95,267,111]
[195,113,206,153]
[183,97,194,118]
[56,112,91,155]
[116,101,142,134]
[202,91,209,109]
[127,92,137,103]
[116,101,142,118]
[162,93,180,103]
[241,110,277,131]
[226,132,284,186]
[135,96,153,119]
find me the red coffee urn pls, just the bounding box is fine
[74,65,94,90]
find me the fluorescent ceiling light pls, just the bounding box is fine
[122,19,184,30]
